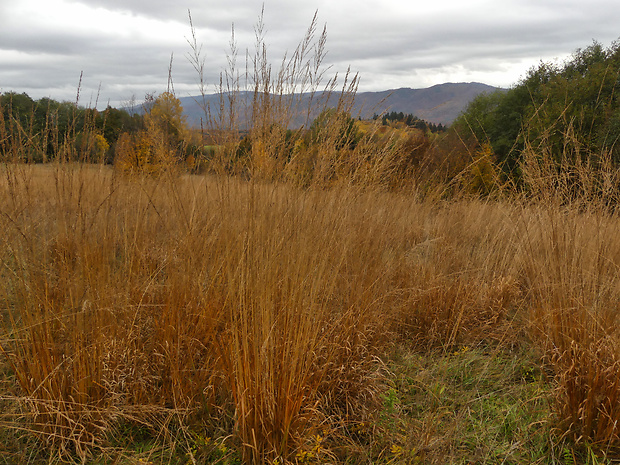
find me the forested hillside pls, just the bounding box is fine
[452,40,620,188]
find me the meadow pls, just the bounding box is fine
[0,158,619,464]
[2,14,620,465]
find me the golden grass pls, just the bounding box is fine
[3,13,620,464]
[0,164,402,461]
[0,160,518,459]
[2,158,620,462]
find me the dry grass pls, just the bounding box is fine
[0,165,399,462]
[515,129,620,455]
[3,12,620,465]
[2,158,620,463]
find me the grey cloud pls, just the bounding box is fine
[3,0,620,108]
[64,0,308,34]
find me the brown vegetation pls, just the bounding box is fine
[1,13,620,465]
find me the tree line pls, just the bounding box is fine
[0,91,206,170]
[451,39,620,188]
[8,36,619,199]
[374,111,447,133]
[0,91,144,163]
[0,90,440,183]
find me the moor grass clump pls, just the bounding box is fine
[0,165,399,462]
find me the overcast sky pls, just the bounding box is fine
[2,0,619,109]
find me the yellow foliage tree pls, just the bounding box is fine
[115,92,192,174]
[115,131,154,174]
[74,132,111,162]
[465,142,499,195]
[115,92,192,175]
[148,91,189,148]
[94,134,109,161]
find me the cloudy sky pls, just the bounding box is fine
[1,0,619,109]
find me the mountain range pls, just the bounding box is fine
[174,82,504,128]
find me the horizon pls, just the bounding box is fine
[0,80,504,110]
[2,1,619,110]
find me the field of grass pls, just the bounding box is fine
[0,160,619,464]
[3,13,620,464]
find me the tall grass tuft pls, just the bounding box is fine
[520,126,620,451]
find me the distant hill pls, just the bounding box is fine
[172,82,504,128]
[352,82,504,124]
